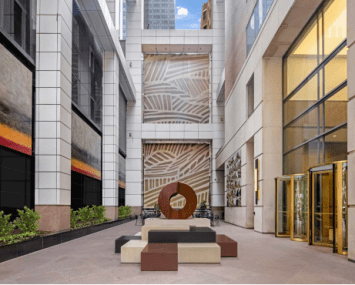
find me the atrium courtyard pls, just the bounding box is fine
[0,0,355,283]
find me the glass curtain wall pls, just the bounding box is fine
[283,0,347,175]
[71,0,103,209]
[0,0,36,217]
[119,89,127,206]
[0,0,36,60]
[246,0,274,55]
[72,0,103,129]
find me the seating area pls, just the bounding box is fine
[117,217,237,271]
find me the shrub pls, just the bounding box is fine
[77,206,94,224]
[92,205,106,223]
[70,209,80,229]
[0,211,15,237]
[14,207,41,233]
[0,232,36,245]
[118,205,132,219]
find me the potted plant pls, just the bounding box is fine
[199,200,207,211]
[154,203,160,215]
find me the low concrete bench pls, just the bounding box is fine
[115,236,141,253]
[121,240,148,263]
[141,243,178,271]
[216,234,238,257]
[178,243,221,263]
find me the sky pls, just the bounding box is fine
[175,0,205,30]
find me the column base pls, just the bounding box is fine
[130,206,142,217]
[211,207,224,220]
[106,206,118,220]
[35,205,70,232]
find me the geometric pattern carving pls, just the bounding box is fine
[226,150,241,207]
[144,144,210,208]
[144,54,210,124]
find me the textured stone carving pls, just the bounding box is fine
[226,150,241,207]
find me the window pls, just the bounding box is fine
[0,0,37,59]
[119,88,127,155]
[204,25,207,29]
[203,10,207,20]
[72,0,103,129]
[247,74,254,118]
[283,0,347,175]
[246,0,274,55]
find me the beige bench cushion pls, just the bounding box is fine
[178,243,221,264]
[121,240,148,264]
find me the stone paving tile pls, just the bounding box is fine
[0,220,355,284]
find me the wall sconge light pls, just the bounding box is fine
[129,62,132,68]
[254,158,259,205]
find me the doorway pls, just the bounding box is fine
[275,161,347,255]
[309,162,348,254]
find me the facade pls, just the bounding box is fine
[0,0,135,232]
[1,0,355,266]
[216,0,355,262]
[201,0,212,29]
[144,0,175,30]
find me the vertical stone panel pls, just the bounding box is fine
[102,51,120,220]
[35,0,73,232]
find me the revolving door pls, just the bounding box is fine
[276,161,348,255]
[309,162,348,254]
[275,174,308,241]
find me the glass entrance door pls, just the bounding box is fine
[291,175,308,241]
[311,169,334,247]
[275,177,291,237]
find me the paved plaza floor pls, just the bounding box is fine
[0,220,355,284]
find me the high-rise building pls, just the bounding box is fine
[144,0,175,29]
[200,0,212,29]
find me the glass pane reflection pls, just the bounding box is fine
[277,178,291,236]
[313,171,334,245]
[293,175,308,240]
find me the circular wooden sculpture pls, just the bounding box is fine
[158,182,197,219]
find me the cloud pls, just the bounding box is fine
[177,7,188,16]
[176,6,188,19]
[198,19,201,23]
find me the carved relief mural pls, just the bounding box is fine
[143,54,210,124]
[226,150,242,207]
[143,144,210,208]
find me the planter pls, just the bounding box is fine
[0,217,133,263]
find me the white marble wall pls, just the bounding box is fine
[35,0,73,206]
[102,51,120,219]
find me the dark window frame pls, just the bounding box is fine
[282,0,348,175]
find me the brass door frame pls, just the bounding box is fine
[311,169,334,248]
[275,176,291,238]
[308,161,348,254]
[335,161,348,255]
[291,174,308,242]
